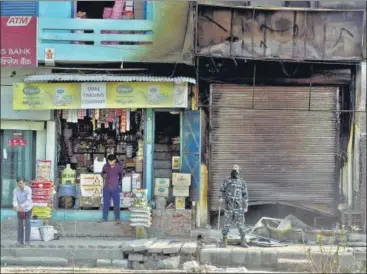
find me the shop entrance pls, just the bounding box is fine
[153,111,180,200]
[56,109,145,211]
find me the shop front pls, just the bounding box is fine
[12,77,200,225]
[209,84,340,217]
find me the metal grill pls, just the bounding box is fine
[209,85,339,216]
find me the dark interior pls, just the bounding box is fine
[76,1,114,19]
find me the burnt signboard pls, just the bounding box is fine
[197,5,365,60]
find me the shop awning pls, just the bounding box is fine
[23,74,196,84]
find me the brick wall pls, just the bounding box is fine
[149,210,192,238]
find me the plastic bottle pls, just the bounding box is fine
[61,164,76,185]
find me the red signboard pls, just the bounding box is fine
[1,16,37,67]
[8,138,27,147]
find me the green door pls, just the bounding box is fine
[1,130,35,207]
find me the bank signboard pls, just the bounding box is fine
[1,16,37,67]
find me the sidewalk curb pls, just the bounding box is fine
[1,256,68,267]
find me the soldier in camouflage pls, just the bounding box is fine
[219,165,249,248]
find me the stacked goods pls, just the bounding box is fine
[101,7,113,45]
[154,178,170,209]
[172,173,191,210]
[31,181,53,219]
[129,189,152,236]
[36,161,52,182]
[59,164,77,209]
[132,173,142,190]
[136,140,144,172]
[120,192,134,208]
[80,174,103,208]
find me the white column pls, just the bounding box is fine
[352,62,366,209]
[36,130,47,161]
[46,121,56,181]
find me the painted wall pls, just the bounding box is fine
[38,1,72,18]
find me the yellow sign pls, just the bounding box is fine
[13,83,80,110]
[13,82,188,110]
[107,82,184,108]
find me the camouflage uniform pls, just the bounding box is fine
[220,176,248,237]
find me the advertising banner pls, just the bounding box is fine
[1,16,37,67]
[80,174,103,197]
[13,83,81,110]
[13,82,188,110]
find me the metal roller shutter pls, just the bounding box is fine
[209,85,339,216]
[1,1,38,16]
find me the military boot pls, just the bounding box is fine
[222,236,228,248]
[240,235,249,248]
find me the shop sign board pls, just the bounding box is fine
[13,82,189,110]
[1,16,37,67]
[8,138,27,147]
[81,83,107,109]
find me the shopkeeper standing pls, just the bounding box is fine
[13,177,33,246]
[100,154,124,224]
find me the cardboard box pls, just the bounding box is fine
[173,185,190,197]
[172,173,191,186]
[154,186,169,197]
[155,178,170,188]
[175,197,186,210]
[172,156,180,170]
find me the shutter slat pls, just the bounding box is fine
[1,1,38,16]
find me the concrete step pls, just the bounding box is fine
[154,152,173,161]
[154,144,171,152]
[154,160,172,169]
[154,169,172,178]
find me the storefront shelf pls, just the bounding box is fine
[37,17,155,63]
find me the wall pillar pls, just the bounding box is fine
[353,62,367,229]
[46,121,56,181]
[144,109,154,201]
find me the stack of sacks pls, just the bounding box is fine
[129,189,151,228]
[31,181,53,219]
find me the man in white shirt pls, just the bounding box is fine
[13,177,33,246]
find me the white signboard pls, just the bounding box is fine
[173,83,188,108]
[81,82,107,109]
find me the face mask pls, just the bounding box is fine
[231,170,239,178]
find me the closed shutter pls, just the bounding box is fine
[209,85,338,216]
[1,1,38,16]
